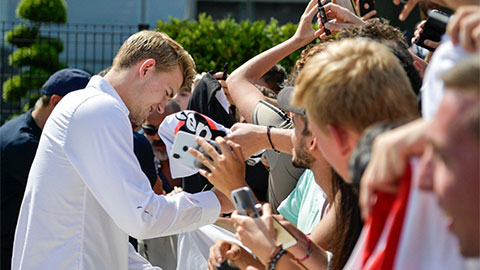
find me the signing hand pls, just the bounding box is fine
[207,240,242,270]
[189,136,247,196]
[208,240,264,270]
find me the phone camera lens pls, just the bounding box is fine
[173,153,180,159]
[182,146,188,152]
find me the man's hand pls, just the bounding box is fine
[225,123,269,159]
[292,0,323,45]
[359,119,427,220]
[318,2,364,39]
[393,0,419,21]
[231,204,277,264]
[208,240,242,270]
[189,136,247,196]
[207,240,264,270]
[448,6,480,53]
[412,20,440,50]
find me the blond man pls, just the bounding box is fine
[293,38,418,182]
[12,31,230,270]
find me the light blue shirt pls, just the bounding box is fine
[277,169,329,234]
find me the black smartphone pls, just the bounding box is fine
[317,0,331,36]
[358,0,375,17]
[222,62,229,80]
[217,259,240,270]
[415,10,450,51]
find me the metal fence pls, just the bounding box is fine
[1,21,140,124]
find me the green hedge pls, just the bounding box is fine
[157,14,312,73]
[2,68,50,102]
[17,0,67,24]
[4,24,39,47]
[9,42,60,71]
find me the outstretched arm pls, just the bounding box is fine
[225,123,294,158]
[227,0,321,123]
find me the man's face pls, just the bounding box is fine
[290,113,315,169]
[129,65,183,125]
[422,89,480,257]
[307,116,350,181]
[173,90,191,111]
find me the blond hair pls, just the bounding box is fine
[113,30,196,91]
[442,56,480,140]
[442,55,480,94]
[293,39,418,133]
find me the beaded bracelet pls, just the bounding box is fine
[267,247,287,270]
[295,233,312,263]
[266,244,282,269]
[266,125,279,152]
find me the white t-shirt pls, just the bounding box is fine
[421,35,471,119]
[12,76,221,270]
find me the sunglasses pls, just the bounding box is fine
[142,124,158,136]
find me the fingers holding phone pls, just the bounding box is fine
[317,2,365,38]
[189,136,247,196]
[231,203,277,264]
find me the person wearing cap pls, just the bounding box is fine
[0,68,91,270]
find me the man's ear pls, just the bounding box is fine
[50,95,63,107]
[308,135,317,152]
[138,58,156,78]
[413,60,425,78]
[326,124,351,156]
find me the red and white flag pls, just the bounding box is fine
[345,159,465,270]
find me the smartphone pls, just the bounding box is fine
[231,187,298,249]
[358,0,375,17]
[317,0,331,36]
[415,10,450,51]
[222,63,229,81]
[217,259,239,270]
[170,131,221,172]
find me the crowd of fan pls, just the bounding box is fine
[0,0,478,269]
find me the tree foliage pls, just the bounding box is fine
[3,0,67,103]
[17,0,67,24]
[157,14,311,73]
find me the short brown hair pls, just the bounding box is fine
[288,41,330,86]
[338,19,407,47]
[113,30,196,92]
[293,39,418,133]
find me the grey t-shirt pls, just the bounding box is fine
[252,100,305,211]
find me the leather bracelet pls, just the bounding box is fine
[266,125,279,152]
[267,247,287,270]
[295,233,312,263]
